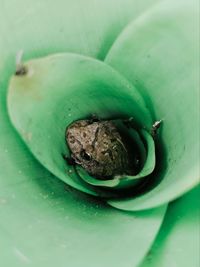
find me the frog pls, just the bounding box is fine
[65,118,131,179]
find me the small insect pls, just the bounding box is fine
[151,120,163,137]
[65,118,132,179]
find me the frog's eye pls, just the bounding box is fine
[80,150,91,161]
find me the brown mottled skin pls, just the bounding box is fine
[66,120,130,178]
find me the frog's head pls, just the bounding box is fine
[66,119,130,178]
[66,120,98,164]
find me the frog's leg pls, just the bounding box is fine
[62,154,76,166]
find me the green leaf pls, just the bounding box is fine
[0,0,197,266]
[106,0,200,210]
[7,53,152,195]
[0,168,167,267]
[0,0,160,194]
[140,186,200,267]
[0,1,163,266]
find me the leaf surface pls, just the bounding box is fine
[140,186,200,267]
[106,0,200,210]
[7,53,152,195]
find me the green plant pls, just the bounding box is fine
[0,0,199,266]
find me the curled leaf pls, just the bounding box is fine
[106,0,200,210]
[7,53,152,196]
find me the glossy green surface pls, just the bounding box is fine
[0,1,168,266]
[106,0,200,210]
[140,186,200,267]
[0,0,199,266]
[0,175,167,267]
[7,53,152,195]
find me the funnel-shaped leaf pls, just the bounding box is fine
[7,53,152,196]
[1,1,168,266]
[106,0,200,210]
